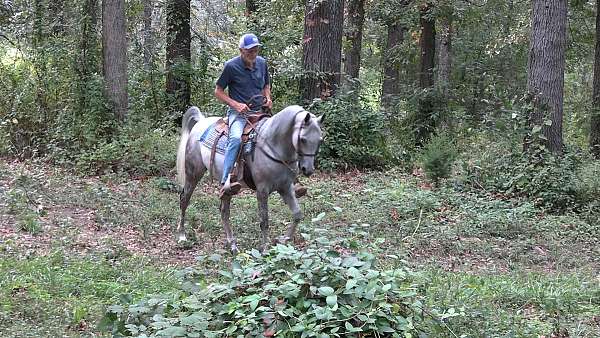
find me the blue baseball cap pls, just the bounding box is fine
[239,33,262,49]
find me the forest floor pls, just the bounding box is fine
[1,158,599,337]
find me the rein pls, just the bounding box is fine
[242,109,314,173]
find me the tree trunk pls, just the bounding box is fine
[166,0,191,123]
[526,0,567,154]
[301,0,344,102]
[102,0,128,121]
[381,23,404,112]
[343,0,365,81]
[591,0,600,158]
[143,0,155,71]
[77,0,100,113]
[436,15,451,96]
[419,3,435,89]
[415,2,436,146]
[246,0,258,14]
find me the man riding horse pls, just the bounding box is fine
[214,33,306,198]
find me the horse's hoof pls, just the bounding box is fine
[231,245,239,255]
[277,236,291,244]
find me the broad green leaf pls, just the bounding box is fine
[318,286,334,296]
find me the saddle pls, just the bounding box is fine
[208,112,270,190]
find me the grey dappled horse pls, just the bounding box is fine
[176,105,324,253]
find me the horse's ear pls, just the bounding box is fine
[316,114,325,126]
[304,112,311,124]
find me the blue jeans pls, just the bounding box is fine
[221,109,246,184]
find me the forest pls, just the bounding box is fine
[1,0,599,337]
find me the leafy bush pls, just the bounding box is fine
[101,239,452,337]
[455,136,598,213]
[419,133,457,185]
[312,90,391,170]
[75,126,176,176]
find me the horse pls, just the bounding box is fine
[175,105,324,253]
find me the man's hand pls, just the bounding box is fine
[232,101,249,114]
[265,97,273,109]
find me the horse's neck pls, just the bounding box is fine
[259,107,299,158]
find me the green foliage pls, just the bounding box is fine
[102,239,450,337]
[312,89,391,170]
[419,133,457,185]
[456,135,599,214]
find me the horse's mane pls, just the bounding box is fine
[265,105,306,137]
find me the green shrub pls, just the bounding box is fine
[420,133,457,185]
[101,240,453,337]
[311,90,391,170]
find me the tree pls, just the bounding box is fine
[343,0,366,81]
[381,23,404,112]
[419,2,435,89]
[525,0,567,154]
[415,1,436,145]
[166,0,191,123]
[301,0,344,102]
[102,0,128,121]
[77,0,100,113]
[436,6,452,97]
[143,0,155,71]
[591,0,600,158]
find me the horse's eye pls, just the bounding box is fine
[300,137,307,144]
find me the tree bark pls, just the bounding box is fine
[343,0,365,81]
[166,0,191,122]
[102,0,128,121]
[419,3,435,89]
[381,23,404,112]
[591,0,600,158]
[526,0,567,154]
[415,2,436,146]
[436,15,451,96]
[301,0,344,102]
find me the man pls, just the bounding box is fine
[215,33,307,198]
[215,33,272,197]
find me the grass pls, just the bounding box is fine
[1,160,599,336]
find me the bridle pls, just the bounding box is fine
[244,108,321,173]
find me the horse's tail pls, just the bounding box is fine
[176,106,205,187]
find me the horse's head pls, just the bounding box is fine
[293,111,324,177]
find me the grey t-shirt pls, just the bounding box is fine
[216,55,270,106]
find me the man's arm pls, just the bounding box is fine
[262,84,272,109]
[215,85,248,113]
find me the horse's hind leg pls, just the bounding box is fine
[279,184,303,243]
[177,175,200,242]
[220,195,239,254]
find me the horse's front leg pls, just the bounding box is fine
[220,195,238,254]
[279,183,303,244]
[256,189,270,252]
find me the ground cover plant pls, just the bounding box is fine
[1,159,599,337]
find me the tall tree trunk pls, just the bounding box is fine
[102,0,128,121]
[526,0,567,154]
[591,0,600,158]
[166,0,191,123]
[78,0,100,114]
[143,0,155,71]
[415,2,436,146]
[48,0,65,36]
[343,0,365,81]
[301,0,344,102]
[381,23,404,112]
[436,15,451,97]
[419,3,435,89]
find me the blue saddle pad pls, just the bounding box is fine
[199,123,228,154]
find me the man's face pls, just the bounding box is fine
[240,46,259,64]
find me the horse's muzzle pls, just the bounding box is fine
[301,166,314,177]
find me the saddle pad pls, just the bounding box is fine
[199,124,227,154]
[198,119,268,155]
